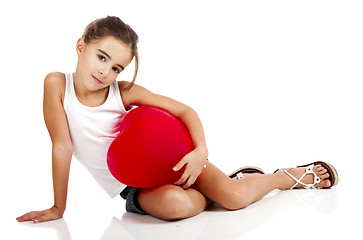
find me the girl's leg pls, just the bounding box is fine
[137,164,281,220]
[192,162,279,210]
[192,162,331,210]
[137,184,210,220]
[137,162,332,220]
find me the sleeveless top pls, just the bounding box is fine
[63,73,127,198]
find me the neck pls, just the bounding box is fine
[72,71,109,107]
[72,71,89,97]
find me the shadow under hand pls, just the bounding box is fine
[17,218,71,240]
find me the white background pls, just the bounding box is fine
[1,0,362,239]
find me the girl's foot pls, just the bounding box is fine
[275,162,338,190]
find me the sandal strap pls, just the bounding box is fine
[236,172,244,180]
[283,164,322,189]
[229,166,265,179]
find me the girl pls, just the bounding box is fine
[16,16,338,222]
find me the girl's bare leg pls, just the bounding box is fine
[136,163,268,220]
[192,162,280,210]
[138,184,210,220]
[138,162,332,220]
[192,162,332,210]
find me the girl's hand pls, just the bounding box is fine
[16,206,64,224]
[173,147,208,189]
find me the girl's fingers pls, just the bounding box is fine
[174,166,192,185]
[177,169,200,188]
[17,207,63,224]
[16,211,38,222]
[174,175,187,186]
[17,210,50,223]
[173,158,188,172]
[34,214,54,224]
[173,159,190,185]
[182,175,197,189]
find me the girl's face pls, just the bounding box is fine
[76,36,133,91]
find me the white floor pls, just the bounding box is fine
[5,161,362,240]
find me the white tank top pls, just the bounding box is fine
[63,73,127,198]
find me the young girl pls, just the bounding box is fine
[16,16,338,222]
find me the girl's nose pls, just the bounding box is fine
[99,67,111,77]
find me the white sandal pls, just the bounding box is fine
[229,166,265,180]
[281,164,321,189]
[274,161,339,189]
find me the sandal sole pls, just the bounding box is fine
[228,166,265,179]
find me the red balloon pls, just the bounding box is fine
[107,106,194,188]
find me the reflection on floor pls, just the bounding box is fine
[16,187,354,240]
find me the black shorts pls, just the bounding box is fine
[120,186,148,215]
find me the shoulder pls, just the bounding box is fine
[44,72,66,86]
[118,80,135,109]
[117,80,150,108]
[44,72,66,103]
[117,80,131,91]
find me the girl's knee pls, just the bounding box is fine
[217,184,251,210]
[139,186,194,220]
[160,190,193,220]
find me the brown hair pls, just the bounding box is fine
[82,16,139,91]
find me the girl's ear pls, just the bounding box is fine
[76,38,86,56]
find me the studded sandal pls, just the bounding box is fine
[274,161,339,189]
[229,166,265,180]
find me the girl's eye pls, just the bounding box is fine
[98,55,106,62]
[113,67,121,74]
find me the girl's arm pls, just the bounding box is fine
[17,73,73,223]
[120,81,208,189]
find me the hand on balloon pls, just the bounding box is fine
[173,147,208,189]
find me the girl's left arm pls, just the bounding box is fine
[120,82,208,188]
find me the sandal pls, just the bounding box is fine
[274,161,339,189]
[229,166,265,180]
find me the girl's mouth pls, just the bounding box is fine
[92,75,103,84]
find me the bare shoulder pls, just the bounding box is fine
[43,72,73,147]
[44,72,66,87]
[118,80,138,109]
[44,72,66,102]
[117,80,151,108]
[117,80,186,116]
[118,80,131,92]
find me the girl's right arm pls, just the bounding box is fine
[16,72,73,224]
